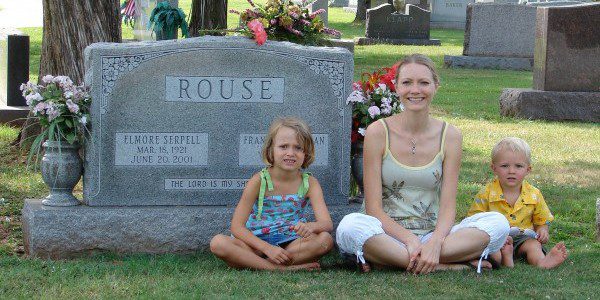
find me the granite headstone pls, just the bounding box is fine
[22,36,359,258]
[0,34,29,125]
[358,4,441,45]
[430,0,475,29]
[444,2,582,70]
[309,0,329,26]
[499,3,600,121]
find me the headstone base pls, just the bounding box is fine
[444,55,533,71]
[22,199,360,259]
[355,37,441,46]
[0,105,28,126]
[430,21,465,30]
[499,89,600,122]
[328,39,355,53]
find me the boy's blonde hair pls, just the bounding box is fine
[492,137,532,165]
[262,117,315,169]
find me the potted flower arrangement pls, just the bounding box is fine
[346,65,403,194]
[148,1,189,40]
[231,0,341,45]
[20,75,91,206]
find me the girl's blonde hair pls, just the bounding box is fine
[394,54,440,86]
[262,117,315,169]
[492,137,532,165]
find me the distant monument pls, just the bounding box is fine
[499,3,600,121]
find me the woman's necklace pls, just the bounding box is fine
[410,138,417,155]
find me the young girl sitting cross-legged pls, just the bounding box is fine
[210,117,334,271]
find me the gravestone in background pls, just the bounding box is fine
[357,4,441,45]
[407,0,431,9]
[343,0,358,12]
[430,0,475,29]
[309,0,329,26]
[0,34,29,125]
[499,3,600,121]
[133,0,179,41]
[22,36,357,258]
[331,0,350,8]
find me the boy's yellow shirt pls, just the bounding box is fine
[467,178,554,230]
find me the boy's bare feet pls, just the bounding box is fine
[278,262,321,271]
[537,242,568,269]
[501,236,514,268]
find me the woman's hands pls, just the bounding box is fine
[405,236,444,275]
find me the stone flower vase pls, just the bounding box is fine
[350,141,364,202]
[40,141,82,206]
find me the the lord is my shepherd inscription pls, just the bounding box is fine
[84,36,353,206]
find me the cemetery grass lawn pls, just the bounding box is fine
[1,6,599,299]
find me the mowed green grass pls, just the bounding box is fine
[1,2,599,298]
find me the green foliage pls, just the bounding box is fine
[148,1,189,38]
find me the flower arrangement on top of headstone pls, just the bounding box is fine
[148,1,189,40]
[346,65,402,145]
[231,0,341,46]
[20,75,91,206]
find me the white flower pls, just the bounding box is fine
[378,83,387,91]
[346,90,366,104]
[64,90,74,99]
[32,102,47,115]
[381,103,392,115]
[53,75,73,88]
[66,99,79,113]
[80,115,87,125]
[25,93,43,106]
[358,127,366,136]
[46,104,61,121]
[42,75,54,83]
[368,106,381,118]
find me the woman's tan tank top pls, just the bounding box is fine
[361,119,448,236]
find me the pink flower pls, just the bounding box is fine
[32,102,46,115]
[66,100,80,114]
[247,19,267,45]
[368,106,381,118]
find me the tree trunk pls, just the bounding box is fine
[354,0,371,22]
[188,0,227,37]
[15,0,121,148]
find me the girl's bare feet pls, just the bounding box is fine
[538,242,568,269]
[278,262,321,271]
[501,236,514,268]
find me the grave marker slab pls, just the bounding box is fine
[430,0,475,29]
[444,2,583,70]
[309,0,329,26]
[500,3,600,121]
[357,4,441,45]
[83,36,352,206]
[22,37,359,258]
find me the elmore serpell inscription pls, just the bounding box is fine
[238,134,329,166]
[165,76,285,103]
[115,133,209,166]
[165,179,249,190]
